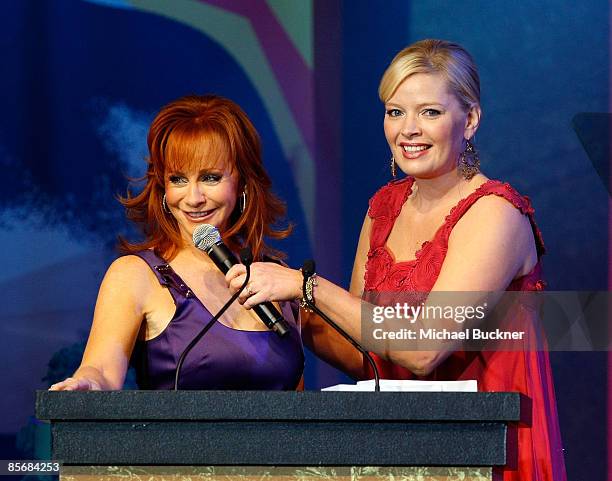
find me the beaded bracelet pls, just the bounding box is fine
[300,271,318,311]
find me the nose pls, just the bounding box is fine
[185,182,206,206]
[400,114,421,138]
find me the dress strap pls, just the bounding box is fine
[131,250,196,300]
[367,177,414,250]
[440,180,546,257]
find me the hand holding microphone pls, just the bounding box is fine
[193,224,290,337]
[226,262,304,309]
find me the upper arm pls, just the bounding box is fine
[434,195,536,292]
[349,214,372,296]
[79,255,150,389]
[388,196,536,375]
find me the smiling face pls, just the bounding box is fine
[165,161,239,244]
[384,72,479,179]
[162,129,241,245]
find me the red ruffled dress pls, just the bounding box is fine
[364,177,566,481]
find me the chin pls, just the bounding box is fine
[401,167,437,179]
[402,163,455,180]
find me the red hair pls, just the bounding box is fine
[118,95,292,260]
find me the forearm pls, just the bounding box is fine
[228,262,438,376]
[310,276,365,343]
[311,277,457,376]
[301,310,366,380]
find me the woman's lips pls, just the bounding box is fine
[184,209,215,222]
[400,144,431,159]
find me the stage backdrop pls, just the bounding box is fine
[0,1,608,480]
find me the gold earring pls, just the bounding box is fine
[390,156,397,178]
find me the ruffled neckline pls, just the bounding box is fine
[382,178,500,266]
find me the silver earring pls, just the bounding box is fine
[162,194,171,214]
[239,190,247,213]
[459,138,480,180]
[390,156,397,178]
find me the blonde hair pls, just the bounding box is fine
[379,39,480,111]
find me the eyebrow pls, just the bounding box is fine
[385,101,446,109]
[167,167,224,175]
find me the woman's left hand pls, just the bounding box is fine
[226,262,303,308]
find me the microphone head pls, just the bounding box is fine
[302,259,316,277]
[193,224,221,251]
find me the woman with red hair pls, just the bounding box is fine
[50,94,304,391]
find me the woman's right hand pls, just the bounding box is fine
[226,262,303,308]
[49,376,102,391]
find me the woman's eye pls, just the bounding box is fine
[201,174,222,183]
[169,175,187,184]
[422,108,442,117]
[385,108,403,118]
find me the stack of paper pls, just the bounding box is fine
[321,379,477,392]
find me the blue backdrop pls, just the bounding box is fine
[0,1,608,479]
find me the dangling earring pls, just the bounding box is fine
[162,193,171,214]
[390,156,397,178]
[239,189,247,214]
[459,138,480,180]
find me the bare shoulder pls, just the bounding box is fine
[435,193,537,291]
[102,255,158,297]
[452,194,532,242]
[447,193,536,281]
[106,254,151,277]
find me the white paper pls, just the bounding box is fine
[321,379,477,392]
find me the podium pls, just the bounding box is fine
[36,390,529,480]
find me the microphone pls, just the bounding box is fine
[193,224,290,337]
[301,259,381,392]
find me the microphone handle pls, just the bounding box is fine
[207,243,289,337]
[207,243,236,273]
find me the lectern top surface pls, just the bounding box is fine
[36,390,529,423]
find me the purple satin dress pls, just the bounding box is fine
[130,250,304,390]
